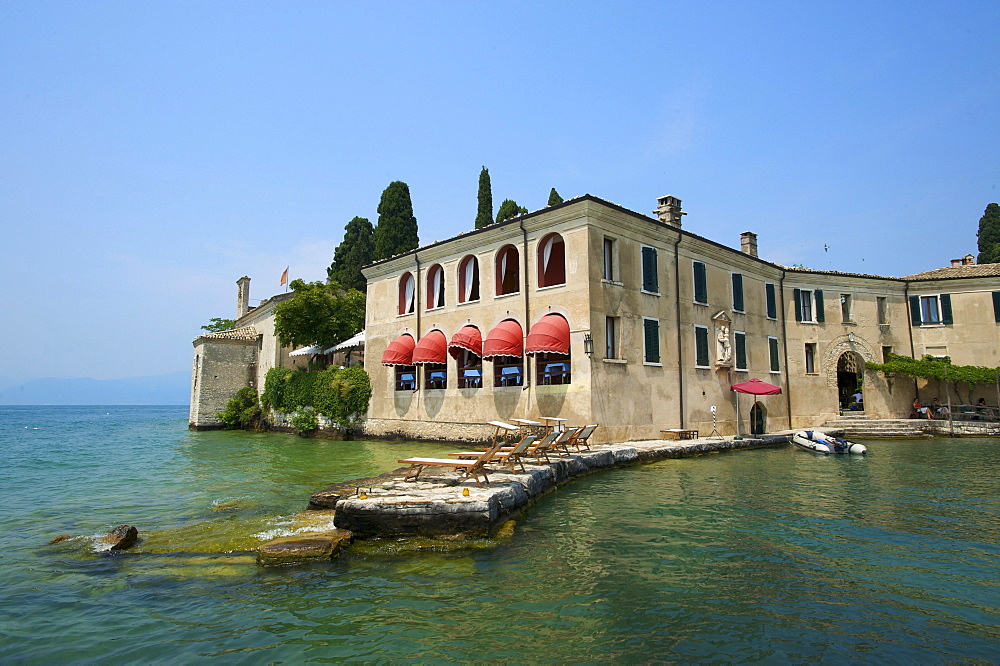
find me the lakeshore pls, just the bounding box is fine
[309,431,800,538]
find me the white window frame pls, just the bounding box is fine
[642,316,661,366]
[920,295,941,325]
[768,336,781,374]
[805,342,817,374]
[693,261,708,305]
[734,330,747,371]
[799,289,815,323]
[840,293,853,323]
[694,325,710,368]
[640,244,660,295]
[731,272,745,313]
[765,282,777,320]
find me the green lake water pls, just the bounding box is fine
[1,405,997,662]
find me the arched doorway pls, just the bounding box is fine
[750,403,766,435]
[837,351,865,411]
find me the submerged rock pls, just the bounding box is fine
[102,525,139,550]
[257,530,352,566]
[48,534,71,545]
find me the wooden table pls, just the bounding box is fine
[509,418,542,428]
[487,420,520,446]
[661,429,699,440]
[540,416,568,432]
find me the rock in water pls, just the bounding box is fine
[48,535,71,544]
[103,525,139,550]
[257,532,352,566]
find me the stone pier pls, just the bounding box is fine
[310,434,790,538]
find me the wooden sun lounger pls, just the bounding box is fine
[448,434,538,473]
[567,424,598,451]
[521,430,564,464]
[398,440,505,487]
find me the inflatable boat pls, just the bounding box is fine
[792,430,867,455]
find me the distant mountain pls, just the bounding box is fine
[0,371,190,405]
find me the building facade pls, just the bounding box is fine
[362,195,1000,443]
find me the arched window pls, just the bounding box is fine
[526,313,571,385]
[426,264,445,310]
[495,244,520,296]
[537,233,566,288]
[458,255,480,304]
[398,272,415,315]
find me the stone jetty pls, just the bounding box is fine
[310,434,791,538]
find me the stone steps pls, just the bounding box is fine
[822,417,999,439]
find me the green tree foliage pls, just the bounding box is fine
[273,279,365,350]
[201,317,235,333]
[475,166,493,230]
[496,199,528,224]
[976,203,1000,264]
[217,386,262,430]
[547,188,564,206]
[327,216,374,293]
[264,366,372,430]
[867,354,1000,404]
[373,180,419,260]
[289,406,319,436]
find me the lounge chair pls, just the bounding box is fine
[397,440,505,487]
[549,427,581,457]
[567,424,598,451]
[448,434,538,473]
[521,430,564,464]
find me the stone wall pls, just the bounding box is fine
[189,338,259,429]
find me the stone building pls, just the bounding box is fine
[361,194,1000,443]
[188,277,293,429]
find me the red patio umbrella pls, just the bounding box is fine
[730,378,782,435]
[730,378,782,395]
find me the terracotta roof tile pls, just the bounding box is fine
[901,263,1000,280]
[198,325,259,342]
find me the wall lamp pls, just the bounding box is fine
[583,333,594,355]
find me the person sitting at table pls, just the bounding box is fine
[913,399,933,419]
[974,397,989,420]
[932,398,949,417]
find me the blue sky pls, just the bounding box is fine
[2,1,998,381]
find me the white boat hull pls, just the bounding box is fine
[792,430,867,455]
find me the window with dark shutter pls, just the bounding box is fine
[735,331,747,370]
[994,292,1000,323]
[793,288,802,321]
[693,261,707,304]
[909,295,922,326]
[641,246,658,293]
[766,283,777,319]
[643,318,660,364]
[732,273,744,312]
[815,290,825,322]
[769,337,780,372]
[941,293,953,324]
[695,326,709,367]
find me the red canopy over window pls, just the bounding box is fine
[448,325,482,359]
[482,320,524,359]
[381,334,415,366]
[525,314,570,356]
[412,330,448,365]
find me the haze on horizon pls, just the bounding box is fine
[2,2,998,382]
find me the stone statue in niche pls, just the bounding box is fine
[717,325,732,365]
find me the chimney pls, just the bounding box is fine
[237,276,251,319]
[963,254,975,265]
[740,232,758,258]
[950,259,962,268]
[654,195,685,228]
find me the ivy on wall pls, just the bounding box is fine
[263,366,372,430]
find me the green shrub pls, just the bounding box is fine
[263,365,372,430]
[217,386,262,430]
[289,406,319,436]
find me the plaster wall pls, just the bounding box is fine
[189,338,259,428]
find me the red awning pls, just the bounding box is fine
[412,329,448,365]
[525,314,570,356]
[381,334,415,366]
[482,320,524,359]
[448,325,482,359]
[730,378,782,395]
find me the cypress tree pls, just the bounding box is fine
[475,166,493,230]
[327,216,374,293]
[977,203,1000,264]
[547,188,564,206]
[496,199,528,224]
[373,181,419,261]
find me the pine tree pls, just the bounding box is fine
[373,181,419,261]
[977,203,1000,264]
[327,216,374,293]
[547,188,564,206]
[475,166,493,230]
[496,199,528,224]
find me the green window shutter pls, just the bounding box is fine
[993,292,1000,323]
[793,288,802,321]
[815,290,825,322]
[732,273,744,311]
[695,327,709,366]
[694,262,707,303]
[735,332,747,369]
[909,295,922,326]
[644,318,660,363]
[766,283,777,319]
[941,293,953,324]
[769,338,780,372]
[642,247,658,292]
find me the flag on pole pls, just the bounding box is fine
[280,267,289,286]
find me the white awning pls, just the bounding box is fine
[326,330,365,353]
[289,344,326,357]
